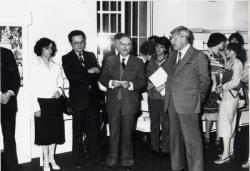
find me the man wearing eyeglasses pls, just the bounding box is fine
[164,26,210,171]
[99,34,146,171]
[62,30,101,168]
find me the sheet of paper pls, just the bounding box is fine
[149,67,168,88]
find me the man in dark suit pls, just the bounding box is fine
[0,47,21,171]
[99,34,146,171]
[62,30,101,168]
[164,26,210,171]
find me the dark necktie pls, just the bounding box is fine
[78,53,85,66]
[79,52,84,64]
[177,51,182,64]
[122,58,126,70]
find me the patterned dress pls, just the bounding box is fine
[203,50,226,121]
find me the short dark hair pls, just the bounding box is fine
[229,32,245,46]
[227,43,246,64]
[148,35,158,42]
[68,30,86,43]
[156,36,171,54]
[170,26,194,44]
[140,40,156,56]
[114,32,125,40]
[34,37,57,57]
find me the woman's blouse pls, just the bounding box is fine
[222,58,243,91]
[30,57,63,113]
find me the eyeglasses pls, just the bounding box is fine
[120,43,132,47]
[72,41,85,46]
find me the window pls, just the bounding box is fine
[97,1,151,64]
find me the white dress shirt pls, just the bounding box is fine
[30,57,63,113]
[176,44,190,64]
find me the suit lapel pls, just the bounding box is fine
[174,46,194,74]
[122,55,133,80]
[113,54,121,80]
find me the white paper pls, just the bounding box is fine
[149,67,168,88]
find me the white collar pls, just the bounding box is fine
[178,44,190,59]
[120,54,130,64]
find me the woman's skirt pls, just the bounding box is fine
[35,98,65,145]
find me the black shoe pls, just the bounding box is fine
[123,166,132,171]
[73,162,83,169]
[103,164,113,170]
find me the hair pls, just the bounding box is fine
[229,32,245,46]
[114,32,125,40]
[156,36,171,54]
[148,35,158,42]
[119,33,132,42]
[227,43,246,64]
[139,40,156,56]
[170,26,194,44]
[68,30,86,43]
[34,37,57,57]
[207,33,227,48]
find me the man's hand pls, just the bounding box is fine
[88,67,100,74]
[52,90,61,99]
[34,110,41,117]
[120,81,129,89]
[155,84,165,93]
[112,80,121,88]
[1,91,13,104]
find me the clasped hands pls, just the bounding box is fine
[112,80,130,89]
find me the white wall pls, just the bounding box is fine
[0,0,97,164]
[153,0,248,36]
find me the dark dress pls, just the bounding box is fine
[35,98,65,145]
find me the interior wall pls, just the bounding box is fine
[153,0,248,37]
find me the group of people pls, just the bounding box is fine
[0,26,248,171]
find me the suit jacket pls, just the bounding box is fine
[99,54,146,116]
[62,50,100,112]
[164,46,210,114]
[0,47,21,112]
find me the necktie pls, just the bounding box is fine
[78,52,85,67]
[79,52,85,64]
[177,51,182,64]
[122,58,126,70]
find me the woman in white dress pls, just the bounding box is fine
[214,43,244,164]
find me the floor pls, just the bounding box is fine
[17,125,249,171]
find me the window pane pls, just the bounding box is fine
[103,14,109,33]
[125,2,131,36]
[111,1,116,11]
[102,1,109,11]
[118,14,121,32]
[97,1,100,11]
[97,14,100,33]
[132,2,138,36]
[131,38,138,56]
[111,14,116,33]
[139,2,147,36]
[118,1,121,11]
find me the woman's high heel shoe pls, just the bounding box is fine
[49,160,61,170]
[43,162,51,171]
[214,156,231,164]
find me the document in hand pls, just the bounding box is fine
[149,67,168,87]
